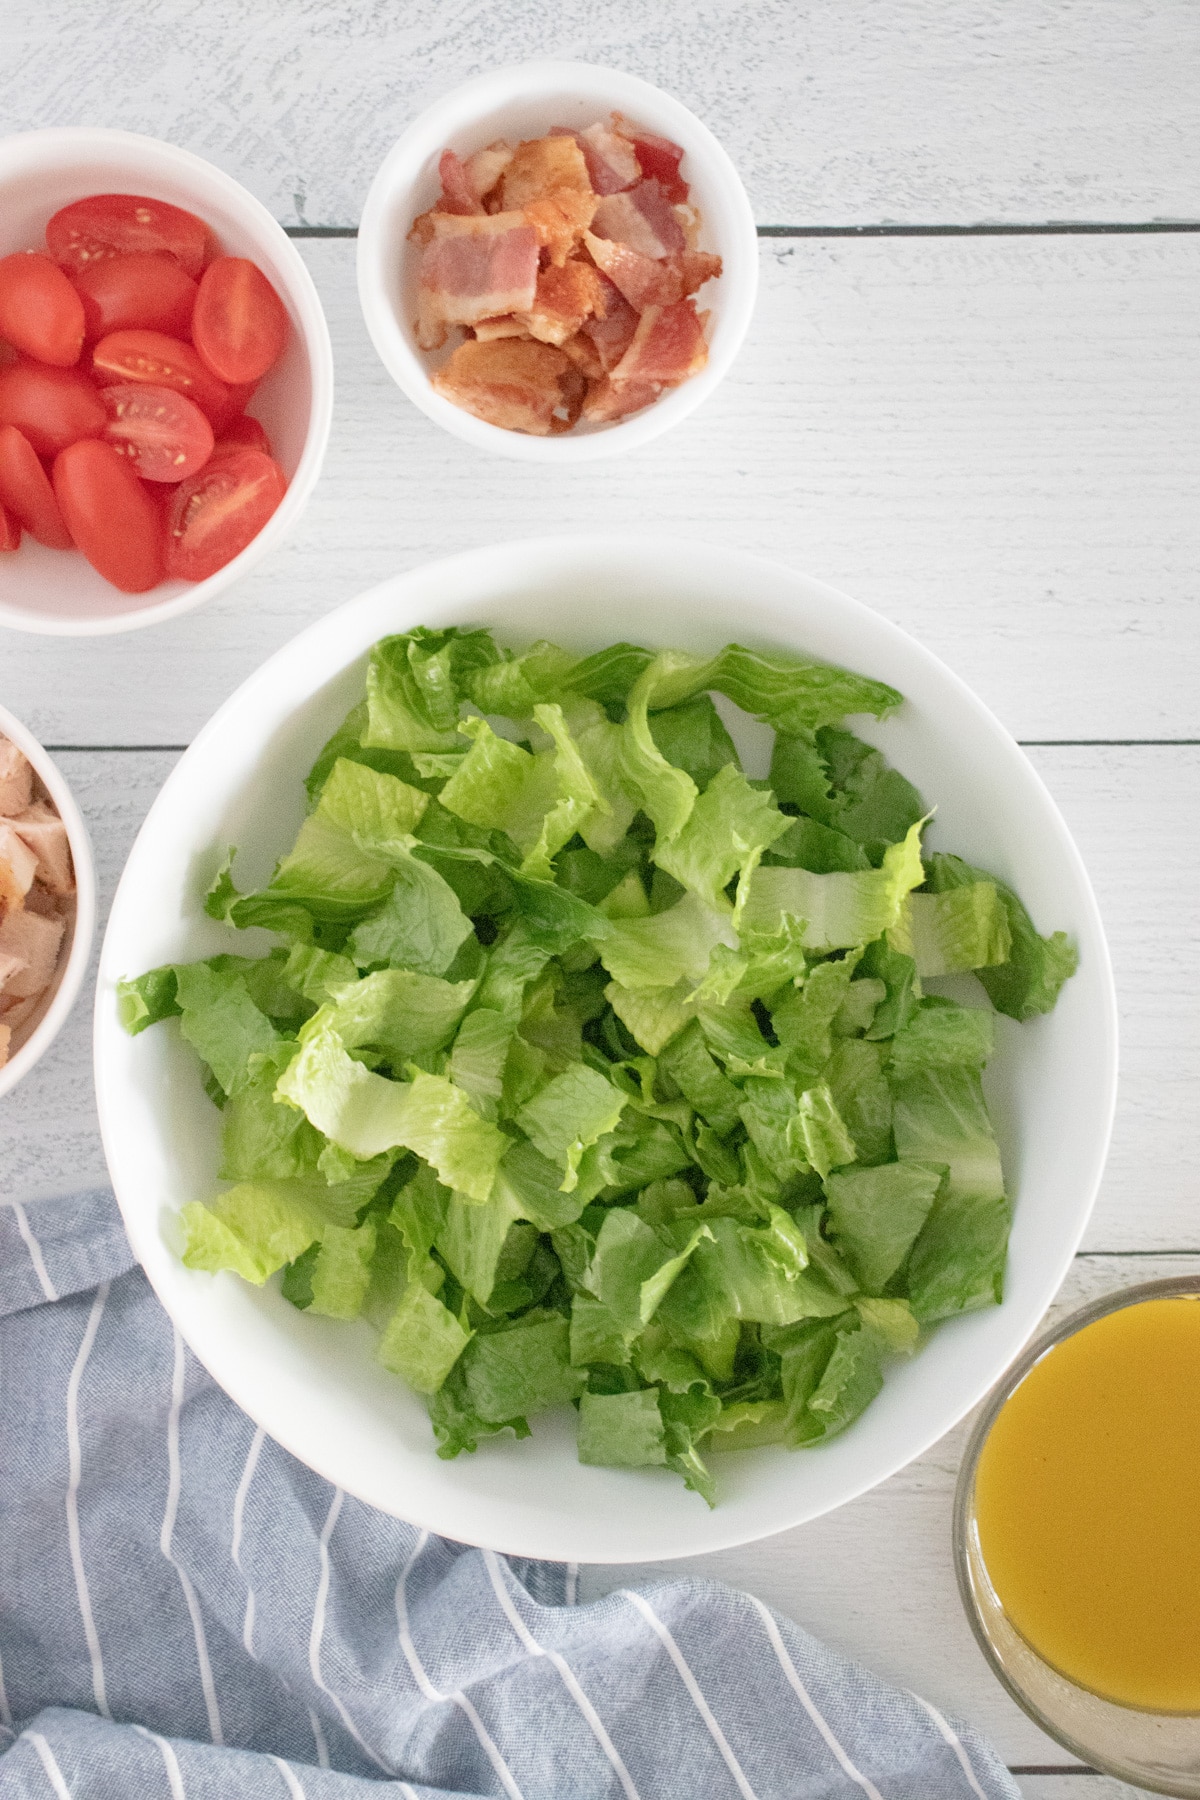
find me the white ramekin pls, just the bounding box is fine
[357,62,758,462]
[0,128,334,635]
[0,701,95,1098]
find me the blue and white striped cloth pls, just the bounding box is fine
[0,1188,1019,1799]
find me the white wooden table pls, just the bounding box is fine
[4,4,1198,1792]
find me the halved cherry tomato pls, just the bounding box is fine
[52,439,163,592]
[72,252,198,341]
[165,447,286,581]
[210,412,271,456]
[0,253,85,367]
[0,362,106,458]
[100,383,214,482]
[0,500,20,552]
[0,339,16,368]
[46,194,213,279]
[0,425,74,548]
[630,132,688,203]
[91,329,235,431]
[191,257,289,385]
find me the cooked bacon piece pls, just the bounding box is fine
[582,374,661,423]
[674,249,724,295]
[518,261,605,347]
[417,213,540,348]
[583,231,683,311]
[465,142,514,205]
[473,315,532,341]
[523,189,598,267]
[591,179,686,259]
[0,906,63,999]
[550,123,641,196]
[610,299,709,389]
[579,271,640,371]
[628,128,689,203]
[431,337,581,435]
[560,330,605,380]
[0,738,32,816]
[437,150,485,216]
[500,135,592,209]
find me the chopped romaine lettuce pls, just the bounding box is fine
[126,628,1076,1505]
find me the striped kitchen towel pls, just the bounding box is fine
[0,1189,1017,1799]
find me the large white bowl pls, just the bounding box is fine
[357,62,759,461]
[0,128,333,635]
[0,700,95,1099]
[94,538,1117,1562]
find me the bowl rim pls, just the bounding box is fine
[94,534,1119,1560]
[356,59,760,462]
[953,1274,1200,1784]
[0,700,96,1099]
[0,125,334,637]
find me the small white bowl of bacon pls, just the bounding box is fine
[0,702,95,1099]
[357,62,758,457]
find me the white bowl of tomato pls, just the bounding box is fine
[0,128,333,634]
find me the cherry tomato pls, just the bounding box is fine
[72,252,198,341]
[0,339,16,368]
[91,329,235,431]
[191,257,289,385]
[165,447,286,581]
[100,383,215,483]
[210,413,271,456]
[0,362,106,458]
[0,500,19,552]
[46,194,213,279]
[52,439,164,592]
[0,253,86,367]
[0,425,73,548]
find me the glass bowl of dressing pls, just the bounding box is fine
[955,1277,1200,1795]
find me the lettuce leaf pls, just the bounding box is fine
[461,1311,585,1422]
[924,852,1078,1021]
[577,1388,668,1467]
[824,1161,944,1293]
[348,848,473,975]
[379,1276,472,1393]
[364,626,498,752]
[740,819,925,951]
[514,1065,627,1191]
[653,764,789,912]
[174,962,283,1098]
[894,884,1012,977]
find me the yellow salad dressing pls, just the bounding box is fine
[974,1295,1200,1712]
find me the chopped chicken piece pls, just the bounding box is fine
[0,951,25,995]
[431,338,581,435]
[610,299,709,389]
[518,261,605,347]
[417,213,540,348]
[0,822,38,903]
[0,738,32,816]
[500,135,592,210]
[11,802,73,894]
[0,907,64,999]
[591,180,686,259]
[0,1021,9,1069]
[465,142,514,206]
[582,375,662,423]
